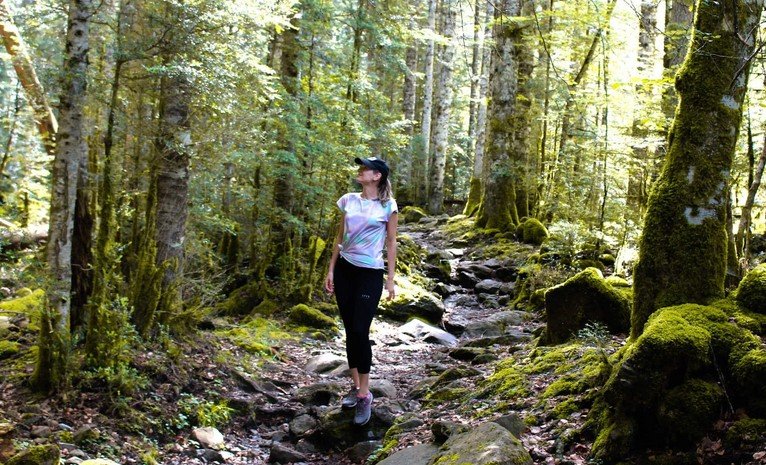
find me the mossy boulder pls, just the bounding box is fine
[400,206,428,224]
[216,281,266,315]
[427,421,533,465]
[378,276,444,324]
[0,340,20,359]
[590,303,766,462]
[514,218,548,246]
[288,304,337,330]
[251,299,279,316]
[6,445,60,465]
[735,263,766,313]
[542,268,630,344]
[396,234,424,276]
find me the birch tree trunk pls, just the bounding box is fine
[661,0,695,124]
[33,0,93,392]
[400,11,418,192]
[416,0,437,205]
[475,0,524,230]
[0,0,57,155]
[632,0,764,339]
[427,0,456,215]
[735,136,766,259]
[464,0,493,216]
[626,0,658,213]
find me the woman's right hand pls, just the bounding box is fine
[324,272,334,294]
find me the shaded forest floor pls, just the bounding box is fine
[1,214,765,465]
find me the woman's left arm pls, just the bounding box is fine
[385,212,398,300]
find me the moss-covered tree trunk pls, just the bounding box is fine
[475,0,526,230]
[631,0,764,339]
[33,0,93,392]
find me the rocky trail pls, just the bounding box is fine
[1,216,616,465]
[155,217,603,465]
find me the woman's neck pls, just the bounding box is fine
[361,185,378,200]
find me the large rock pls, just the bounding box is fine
[378,444,439,465]
[315,399,403,449]
[427,422,532,465]
[515,218,548,245]
[399,319,457,346]
[543,267,630,344]
[192,427,225,449]
[269,443,306,463]
[463,311,528,339]
[305,353,347,374]
[293,381,343,406]
[379,277,444,324]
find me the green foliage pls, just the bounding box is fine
[735,263,766,313]
[177,393,234,428]
[288,303,337,329]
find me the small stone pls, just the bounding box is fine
[31,425,53,438]
[192,427,225,449]
[269,442,306,463]
[346,440,382,462]
[289,414,317,437]
[431,420,468,443]
[80,459,120,465]
[0,422,14,436]
[305,353,347,374]
[494,413,526,438]
[73,425,99,444]
[64,458,83,465]
[370,379,398,399]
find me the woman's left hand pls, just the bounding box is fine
[385,278,396,300]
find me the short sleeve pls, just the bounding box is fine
[387,199,398,220]
[337,193,349,212]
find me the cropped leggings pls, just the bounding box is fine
[333,257,384,374]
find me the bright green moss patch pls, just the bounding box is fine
[218,317,292,356]
[6,444,60,465]
[400,206,428,224]
[215,281,266,316]
[515,218,548,245]
[0,289,45,315]
[288,304,337,330]
[251,299,279,316]
[735,263,766,313]
[0,340,20,359]
[657,379,724,444]
[480,358,528,401]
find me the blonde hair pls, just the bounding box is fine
[377,177,393,205]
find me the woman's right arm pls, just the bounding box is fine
[325,213,345,294]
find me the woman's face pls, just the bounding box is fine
[356,166,381,184]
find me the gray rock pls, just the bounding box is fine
[378,444,440,465]
[73,425,99,444]
[427,422,532,465]
[431,420,468,443]
[31,425,53,438]
[269,443,306,463]
[196,449,227,462]
[379,288,445,324]
[399,319,457,346]
[292,381,343,406]
[448,347,485,361]
[463,311,528,338]
[192,427,225,449]
[305,353,347,374]
[408,376,438,400]
[64,458,84,465]
[455,270,480,288]
[79,460,120,465]
[345,440,382,462]
[370,379,398,399]
[494,413,526,438]
[475,279,504,294]
[289,414,317,437]
[477,293,501,308]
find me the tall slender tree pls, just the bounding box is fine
[33,0,93,392]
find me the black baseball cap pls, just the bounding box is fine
[355,157,389,180]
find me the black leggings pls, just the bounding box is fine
[333,257,384,374]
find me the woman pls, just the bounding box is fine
[324,156,398,426]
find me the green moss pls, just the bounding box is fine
[425,386,469,403]
[552,398,580,418]
[724,418,766,449]
[731,348,766,415]
[251,299,279,316]
[395,234,424,276]
[480,358,529,402]
[463,177,482,217]
[735,263,766,313]
[5,444,60,465]
[657,379,724,444]
[400,206,428,224]
[216,281,266,316]
[288,304,337,330]
[0,340,20,359]
[219,317,291,357]
[599,254,616,266]
[515,218,548,246]
[574,259,605,271]
[0,289,45,315]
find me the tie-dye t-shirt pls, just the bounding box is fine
[337,193,398,269]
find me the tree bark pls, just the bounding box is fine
[475,0,525,230]
[736,134,766,260]
[464,0,493,216]
[631,0,764,339]
[0,0,57,155]
[427,0,456,215]
[401,12,418,190]
[416,0,437,205]
[661,0,695,123]
[33,0,93,393]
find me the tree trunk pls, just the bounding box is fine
[401,12,418,192]
[660,0,695,125]
[736,134,766,260]
[33,0,93,393]
[631,0,764,339]
[513,0,535,220]
[427,0,456,215]
[464,0,493,216]
[153,69,191,327]
[475,0,525,230]
[626,0,658,214]
[416,0,437,205]
[0,0,57,155]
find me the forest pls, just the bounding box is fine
[1,0,766,463]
